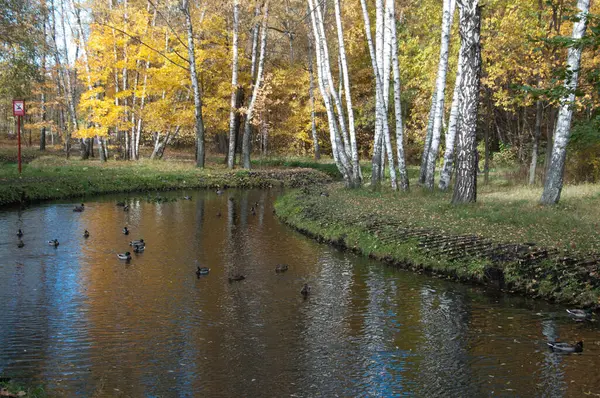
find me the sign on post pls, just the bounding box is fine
[13,100,25,174]
[13,100,25,116]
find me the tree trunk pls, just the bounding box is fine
[308,0,352,183]
[182,0,206,168]
[528,100,543,185]
[419,93,437,184]
[243,0,270,169]
[540,0,589,205]
[439,49,464,190]
[359,0,387,188]
[227,0,240,169]
[452,0,481,205]
[307,31,320,160]
[389,0,408,191]
[425,0,457,189]
[334,0,361,185]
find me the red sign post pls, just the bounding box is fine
[13,100,25,174]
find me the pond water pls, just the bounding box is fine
[0,189,599,397]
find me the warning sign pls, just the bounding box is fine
[13,100,25,116]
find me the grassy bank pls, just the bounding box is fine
[275,184,600,308]
[0,156,331,206]
[0,380,46,398]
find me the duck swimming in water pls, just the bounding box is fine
[117,252,132,260]
[301,283,311,297]
[73,204,85,212]
[547,341,583,353]
[216,189,224,195]
[196,266,210,277]
[566,309,593,321]
[17,229,23,238]
[129,239,145,247]
[275,264,289,273]
[17,240,24,248]
[83,230,90,238]
[123,226,130,235]
[228,274,245,282]
[184,196,192,200]
[133,245,145,253]
[123,205,129,211]
[48,239,59,247]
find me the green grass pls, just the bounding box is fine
[0,380,46,398]
[275,179,600,307]
[0,156,331,206]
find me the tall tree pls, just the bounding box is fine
[424,0,457,189]
[439,49,464,191]
[242,0,270,169]
[227,0,240,169]
[182,0,206,168]
[540,0,590,204]
[452,0,481,204]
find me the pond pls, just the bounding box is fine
[1,189,599,397]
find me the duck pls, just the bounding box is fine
[123,205,129,212]
[73,204,85,212]
[83,230,90,238]
[129,239,145,247]
[216,189,224,195]
[275,264,289,273]
[228,274,246,282]
[320,192,329,197]
[48,239,59,247]
[117,252,132,260]
[301,283,311,297]
[123,226,130,235]
[116,201,126,207]
[17,229,24,238]
[183,196,192,200]
[547,341,583,353]
[133,245,145,253]
[17,240,25,248]
[196,266,210,277]
[566,309,593,321]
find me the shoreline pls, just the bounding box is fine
[274,187,600,309]
[0,158,331,207]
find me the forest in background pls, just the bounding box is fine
[1,0,599,203]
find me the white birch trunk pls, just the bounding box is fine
[389,0,409,191]
[381,0,397,190]
[425,0,457,189]
[307,0,352,182]
[242,0,270,169]
[307,31,320,160]
[439,48,464,190]
[452,0,481,204]
[541,0,589,204]
[227,0,240,169]
[182,0,206,168]
[359,0,386,186]
[334,0,360,185]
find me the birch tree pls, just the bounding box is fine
[227,0,240,169]
[306,30,320,160]
[307,0,359,187]
[439,49,464,191]
[424,0,456,190]
[540,0,590,205]
[182,0,206,168]
[242,0,270,169]
[451,0,481,205]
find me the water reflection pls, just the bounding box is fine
[0,190,599,396]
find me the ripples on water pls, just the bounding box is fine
[0,189,599,397]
